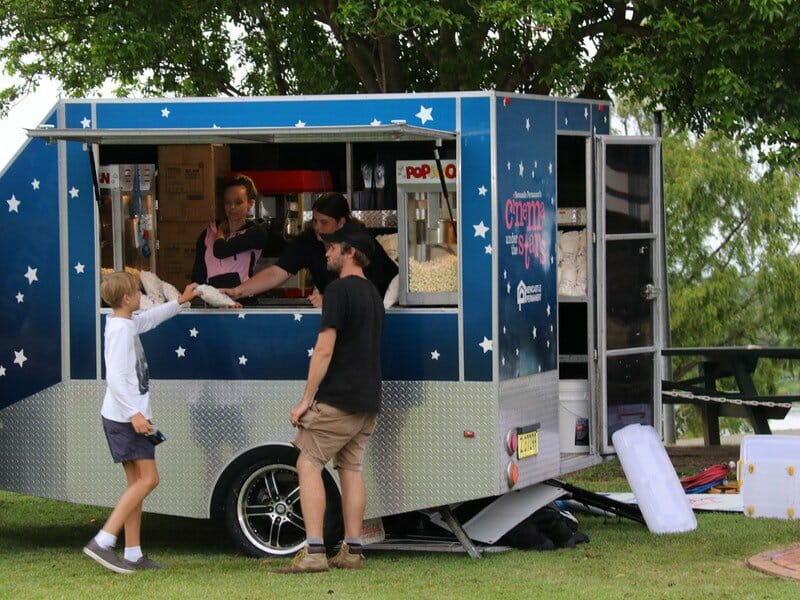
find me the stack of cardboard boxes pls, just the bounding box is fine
[156,145,231,289]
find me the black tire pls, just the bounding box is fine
[224,454,343,557]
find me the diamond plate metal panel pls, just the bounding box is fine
[366,381,499,516]
[1,379,502,520]
[0,385,68,499]
[497,372,560,490]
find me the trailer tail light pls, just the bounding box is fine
[505,429,518,456]
[506,461,519,488]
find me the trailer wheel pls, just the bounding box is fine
[224,458,343,557]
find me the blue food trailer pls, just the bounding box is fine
[0,91,665,555]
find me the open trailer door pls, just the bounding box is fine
[595,136,664,453]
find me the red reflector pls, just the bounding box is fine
[463,430,475,438]
[505,429,518,456]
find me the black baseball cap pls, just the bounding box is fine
[320,221,375,257]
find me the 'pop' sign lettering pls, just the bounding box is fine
[396,160,457,183]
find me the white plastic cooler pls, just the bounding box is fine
[739,435,800,520]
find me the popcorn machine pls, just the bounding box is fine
[396,159,458,305]
[98,164,157,274]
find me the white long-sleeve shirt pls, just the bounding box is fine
[101,300,181,422]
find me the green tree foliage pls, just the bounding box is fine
[666,131,800,435]
[1,2,798,163]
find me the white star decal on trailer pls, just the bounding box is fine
[175,346,186,358]
[189,328,199,338]
[7,195,20,213]
[161,107,170,118]
[477,185,487,196]
[31,179,40,190]
[295,120,306,127]
[238,355,248,365]
[14,349,27,368]
[478,337,493,353]
[473,221,489,238]
[81,117,91,128]
[431,350,440,360]
[0,365,5,376]
[370,118,381,126]
[307,348,314,357]
[518,161,524,176]
[238,313,245,319]
[15,292,24,303]
[415,105,433,124]
[484,245,492,254]
[69,187,79,199]
[74,263,85,274]
[24,266,38,285]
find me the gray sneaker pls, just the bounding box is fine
[83,539,134,574]
[123,555,165,570]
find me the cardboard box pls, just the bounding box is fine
[157,220,206,248]
[156,219,208,288]
[157,241,198,289]
[157,145,231,221]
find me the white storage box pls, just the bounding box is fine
[739,435,800,520]
[558,380,590,453]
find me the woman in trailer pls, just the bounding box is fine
[222,191,398,308]
[191,174,269,302]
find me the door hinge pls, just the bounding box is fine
[593,348,598,361]
[155,239,160,251]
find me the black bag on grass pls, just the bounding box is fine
[499,505,589,551]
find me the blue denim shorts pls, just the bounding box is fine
[102,417,156,463]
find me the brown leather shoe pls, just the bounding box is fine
[271,546,329,574]
[328,542,365,569]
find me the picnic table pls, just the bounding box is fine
[661,346,800,446]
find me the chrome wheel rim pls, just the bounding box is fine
[236,463,305,555]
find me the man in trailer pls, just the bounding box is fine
[273,222,384,574]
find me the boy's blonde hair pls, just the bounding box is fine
[101,271,139,308]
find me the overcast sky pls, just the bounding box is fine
[0,78,61,173]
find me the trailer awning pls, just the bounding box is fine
[26,124,457,145]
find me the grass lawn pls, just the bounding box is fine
[2,458,798,600]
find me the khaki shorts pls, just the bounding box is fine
[292,402,378,471]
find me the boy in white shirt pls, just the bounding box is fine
[83,271,198,574]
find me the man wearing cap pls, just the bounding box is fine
[273,222,384,574]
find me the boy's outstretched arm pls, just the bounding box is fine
[178,282,200,305]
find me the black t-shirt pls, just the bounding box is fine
[315,275,384,413]
[276,227,398,296]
